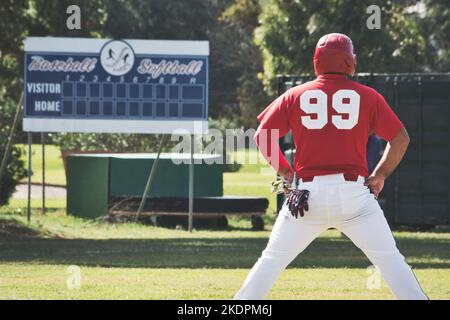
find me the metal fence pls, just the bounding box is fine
[277,73,450,227]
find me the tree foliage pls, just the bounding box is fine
[256,0,430,92]
[0,1,30,204]
[420,0,450,71]
[220,0,269,128]
[0,98,27,205]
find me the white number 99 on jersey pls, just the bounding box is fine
[300,89,360,130]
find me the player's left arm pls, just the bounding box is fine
[365,92,409,197]
[254,91,293,183]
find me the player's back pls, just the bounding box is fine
[283,74,403,178]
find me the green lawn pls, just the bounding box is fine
[4,145,449,299]
[1,264,447,300]
[0,211,449,299]
[8,198,66,210]
[18,144,66,186]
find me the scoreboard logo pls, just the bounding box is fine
[100,39,135,76]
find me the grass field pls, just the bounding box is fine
[3,145,449,299]
[0,212,449,299]
[18,144,67,186]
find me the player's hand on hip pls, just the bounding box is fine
[364,174,385,198]
[278,168,294,185]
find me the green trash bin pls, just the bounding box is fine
[67,155,110,219]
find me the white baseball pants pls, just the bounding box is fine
[235,173,428,300]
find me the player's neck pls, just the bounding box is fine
[317,73,348,80]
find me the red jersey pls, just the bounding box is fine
[256,74,404,178]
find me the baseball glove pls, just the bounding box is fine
[271,177,310,218]
[286,189,310,218]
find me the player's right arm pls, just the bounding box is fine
[254,91,294,183]
[365,93,409,197]
[365,128,410,197]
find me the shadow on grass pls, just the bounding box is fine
[0,218,60,239]
[1,235,449,269]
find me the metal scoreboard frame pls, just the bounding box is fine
[23,37,209,134]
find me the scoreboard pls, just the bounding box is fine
[23,37,209,134]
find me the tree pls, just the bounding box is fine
[221,0,269,128]
[0,0,30,205]
[0,98,27,206]
[0,0,30,101]
[27,0,106,37]
[419,0,450,71]
[256,0,427,93]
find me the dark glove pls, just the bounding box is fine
[286,189,310,218]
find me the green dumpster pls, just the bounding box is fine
[67,153,223,218]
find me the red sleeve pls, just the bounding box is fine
[371,93,404,141]
[254,91,292,174]
[256,91,291,137]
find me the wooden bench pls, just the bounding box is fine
[109,196,269,230]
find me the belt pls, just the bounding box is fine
[300,173,359,183]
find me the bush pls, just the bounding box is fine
[0,98,27,206]
[49,133,167,153]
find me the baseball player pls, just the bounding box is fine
[235,33,428,300]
